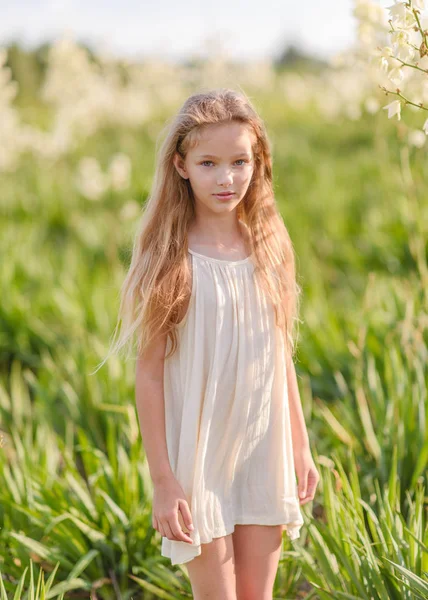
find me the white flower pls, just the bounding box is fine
[391,28,411,46]
[408,129,426,147]
[390,28,416,61]
[108,152,132,191]
[371,46,395,72]
[120,199,140,221]
[75,156,108,200]
[365,97,380,114]
[395,43,415,62]
[386,2,416,28]
[411,0,425,10]
[372,46,408,76]
[423,118,428,134]
[387,66,405,84]
[383,99,402,120]
[354,0,386,24]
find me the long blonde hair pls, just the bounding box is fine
[94,88,302,372]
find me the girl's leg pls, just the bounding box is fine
[232,524,283,600]
[184,533,237,600]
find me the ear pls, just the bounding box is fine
[173,152,189,180]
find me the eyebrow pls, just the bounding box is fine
[197,153,252,159]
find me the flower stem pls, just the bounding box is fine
[379,85,428,111]
[411,7,428,47]
[394,56,428,74]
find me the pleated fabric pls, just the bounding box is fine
[161,248,304,565]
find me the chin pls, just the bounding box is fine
[215,202,240,211]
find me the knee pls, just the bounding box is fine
[236,586,272,600]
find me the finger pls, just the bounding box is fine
[152,516,158,531]
[162,519,173,540]
[305,471,319,497]
[298,477,307,500]
[299,487,316,504]
[158,522,166,537]
[306,481,318,498]
[178,499,194,532]
[169,515,194,544]
[300,490,315,503]
[163,520,174,540]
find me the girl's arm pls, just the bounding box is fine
[285,352,310,454]
[136,330,195,543]
[285,350,320,504]
[135,332,174,484]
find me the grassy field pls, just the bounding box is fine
[0,57,427,598]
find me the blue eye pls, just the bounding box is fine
[200,159,247,167]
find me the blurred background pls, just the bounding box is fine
[2,0,358,62]
[1,1,427,598]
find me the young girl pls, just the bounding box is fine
[107,88,319,598]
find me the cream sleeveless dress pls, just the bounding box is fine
[161,247,304,565]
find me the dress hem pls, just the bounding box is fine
[161,513,304,566]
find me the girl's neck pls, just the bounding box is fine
[188,219,251,260]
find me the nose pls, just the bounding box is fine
[217,169,233,187]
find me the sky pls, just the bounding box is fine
[0,0,389,62]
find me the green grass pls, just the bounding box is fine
[0,84,427,598]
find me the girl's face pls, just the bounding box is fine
[173,121,255,216]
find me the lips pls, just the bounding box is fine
[215,192,235,196]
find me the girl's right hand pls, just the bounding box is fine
[152,475,194,544]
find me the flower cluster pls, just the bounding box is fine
[372,1,428,133]
[75,153,132,201]
[0,36,277,174]
[2,9,428,174]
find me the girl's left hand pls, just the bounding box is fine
[294,448,320,505]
